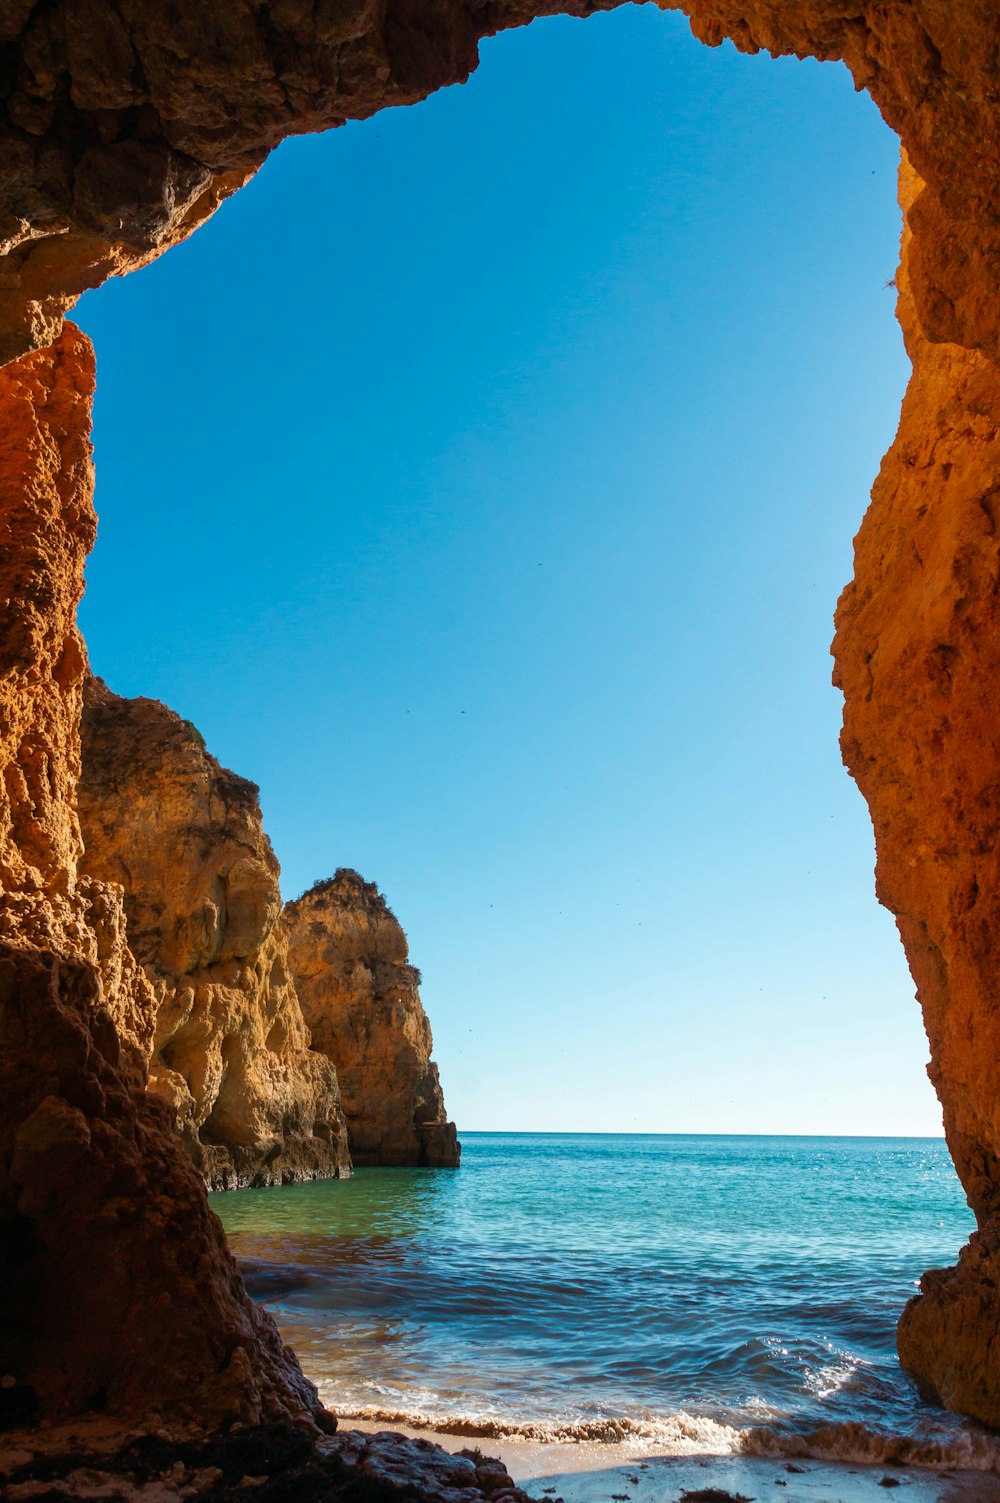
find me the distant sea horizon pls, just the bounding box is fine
[454,1129,948,1138]
[214,1132,993,1472]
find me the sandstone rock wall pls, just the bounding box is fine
[0,327,325,1430]
[78,680,352,1190]
[285,871,459,1168]
[832,156,1000,1425]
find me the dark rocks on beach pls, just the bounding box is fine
[677,1491,754,1503]
[0,1424,534,1503]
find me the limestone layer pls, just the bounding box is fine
[78,680,351,1191]
[0,327,326,1429]
[285,871,459,1168]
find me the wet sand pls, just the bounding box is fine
[346,1419,1000,1502]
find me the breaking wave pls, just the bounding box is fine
[326,1398,743,1450]
[326,1394,1000,1474]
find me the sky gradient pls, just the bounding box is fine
[75,5,925,1135]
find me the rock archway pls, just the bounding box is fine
[1,0,1000,1434]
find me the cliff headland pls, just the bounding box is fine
[78,677,458,1189]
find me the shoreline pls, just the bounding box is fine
[345,1418,1000,1501]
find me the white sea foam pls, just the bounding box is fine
[804,1358,863,1399]
[321,1386,1000,1474]
[322,1391,745,1451]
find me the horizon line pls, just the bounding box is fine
[454,1128,947,1140]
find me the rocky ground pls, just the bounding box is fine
[0,1423,534,1503]
[8,1421,1000,1503]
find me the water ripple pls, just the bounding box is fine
[213,1132,980,1465]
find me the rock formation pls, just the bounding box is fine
[0,4,998,376]
[833,154,1000,1427]
[1,0,1000,1444]
[285,871,459,1168]
[0,325,326,1430]
[0,1417,538,1503]
[78,679,351,1191]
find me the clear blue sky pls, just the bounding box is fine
[75,5,930,1135]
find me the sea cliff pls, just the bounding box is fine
[77,678,458,1190]
[286,871,459,1169]
[78,678,351,1190]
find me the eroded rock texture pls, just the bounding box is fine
[0,1419,536,1503]
[78,680,351,1190]
[0,4,998,371]
[285,871,459,1168]
[0,328,326,1429]
[833,157,1000,1426]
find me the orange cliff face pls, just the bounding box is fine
[77,679,352,1191]
[832,156,1000,1424]
[285,871,460,1169]
[1,0,1000,1439]
[0,329,327,1429]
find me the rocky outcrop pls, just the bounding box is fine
[0,326,326,1429]
[75,683,457,1187]
[833,155,1000,1426]
[285,871,459,1168]
[2,4,1000,372]
[77,680,351,1190]
[0,1419,536,1503]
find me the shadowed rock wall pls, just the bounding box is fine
[78,680,352,1191]
[285,871,460,1168]
[1,0,1000,1437]
[1,4,998,370]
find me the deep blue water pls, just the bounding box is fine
[212,1133,993,1463]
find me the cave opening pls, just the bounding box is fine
[76,6,924,1140]
[2,0,1000,1462]
[70,0,952,1443]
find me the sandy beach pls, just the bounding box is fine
[346,1419,1000,1503]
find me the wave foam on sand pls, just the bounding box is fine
[323,1393,1000,1474]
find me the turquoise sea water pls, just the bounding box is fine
[213,1134,997,1467]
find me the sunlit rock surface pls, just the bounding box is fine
[286,871,460,1168]
[78,679,352,1190]
[834,156,1000,1426]
[0,328,326,1429]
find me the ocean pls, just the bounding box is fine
[212,1132,1000,1470]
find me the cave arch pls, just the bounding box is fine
[1,0,999,1434]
